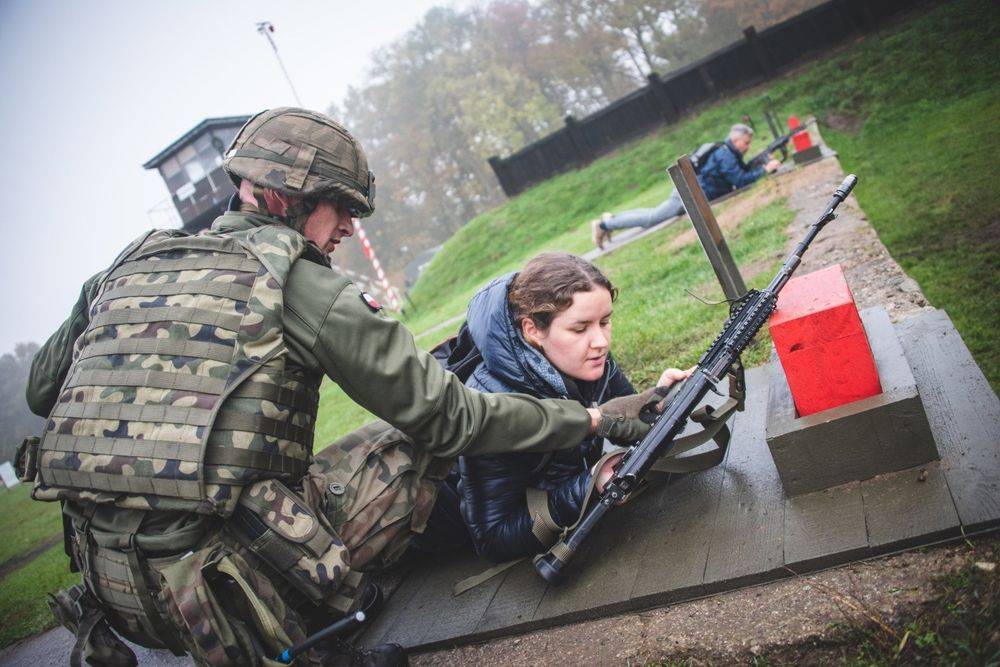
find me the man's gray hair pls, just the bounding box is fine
[729,123,754,139]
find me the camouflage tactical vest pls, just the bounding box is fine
[35,223,319,517]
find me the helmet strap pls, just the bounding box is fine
[282,198,312,234]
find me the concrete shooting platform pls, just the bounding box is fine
[361,307,1000,653]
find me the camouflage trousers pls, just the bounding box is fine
[51,420,452,666]
[305,419,453,573]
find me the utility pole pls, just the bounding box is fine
[256,21,303,106]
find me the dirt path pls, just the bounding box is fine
[415,534,997,665]
[779,157,931,321]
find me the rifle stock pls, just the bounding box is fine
[533,174,858,585]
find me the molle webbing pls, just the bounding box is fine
[96,280,254,304]
[52,402,215,426]
[89,306,243,332]
[205,448,309,479]
[106,255,259,280]
[231,381,319,414]
[132,234,247,258]
[83,511,189,656]
[37,224,314,514]
[43,431,202,499]
[43,435,202,461]
[213,413,314,448]
[76,339,236,364]
[65,368,227,395]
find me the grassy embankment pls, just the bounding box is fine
[316,0,1000,445]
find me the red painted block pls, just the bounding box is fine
[788,114,813,152]
[769,264,882,416]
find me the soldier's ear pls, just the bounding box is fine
[263,188,291,217]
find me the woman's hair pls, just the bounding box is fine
[508,252,618,331]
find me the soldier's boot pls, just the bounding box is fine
[48,584,138,667]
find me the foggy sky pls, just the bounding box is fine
[0,0,462,354]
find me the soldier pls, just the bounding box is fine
[20,108,659,666]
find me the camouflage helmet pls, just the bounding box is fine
[223,107,375,217]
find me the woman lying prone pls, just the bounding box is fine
[458,253,690,563]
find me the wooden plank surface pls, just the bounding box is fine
[416,555,510,645]
[627,455,728,601]
[361,563,429,646]
[530,389,735,623]
[531,499,648,623]
[896,309,1000,531]
[703,366,786,588]
[861,461,960,549]
[475,561,547,634]
[783,481,868,570]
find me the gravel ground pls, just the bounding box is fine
[664,155,931,322]
[415,535,997,665]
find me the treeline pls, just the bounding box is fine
[328,0,819,293]
[0,343,45,466]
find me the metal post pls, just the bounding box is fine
[256,21,303,106]
[667,155,748,301]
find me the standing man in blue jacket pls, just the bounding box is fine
[591,123,781,248]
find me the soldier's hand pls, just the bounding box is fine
[765,159,781,173]
[595,386,670,444]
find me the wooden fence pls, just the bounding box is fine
[488,0,921,196]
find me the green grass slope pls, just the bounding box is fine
[0,484,62,568]
[0,484,72,648]
[403,0,998,386]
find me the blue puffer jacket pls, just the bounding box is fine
[698,139,766,200]
[458,274,635,563]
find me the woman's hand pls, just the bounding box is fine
[657,366,695,388]
[595,452,624,493]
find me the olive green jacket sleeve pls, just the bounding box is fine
[26,272,104,417]
[283,260,592,458]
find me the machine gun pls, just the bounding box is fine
[746,120,814,169]
[533,174,858,585]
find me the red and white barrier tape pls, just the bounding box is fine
[353,219,401,310]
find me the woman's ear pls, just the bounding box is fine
[520,317,544,350]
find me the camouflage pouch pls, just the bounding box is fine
[308,420,452,573]
[159,543,313,666]
[229,479,358,613]
[15,436,39,483]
